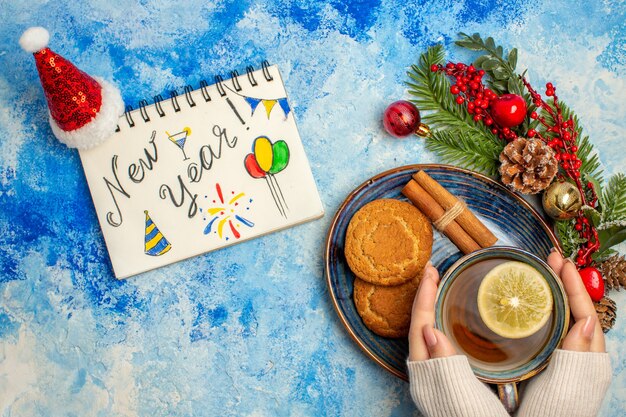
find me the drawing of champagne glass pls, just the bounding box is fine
[166,127,191,161]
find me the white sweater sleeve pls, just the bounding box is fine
[516,349,612,417]
[407,355,510,417]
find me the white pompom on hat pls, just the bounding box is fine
[20,27,124,150]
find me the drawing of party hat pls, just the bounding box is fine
[144,211,172,256]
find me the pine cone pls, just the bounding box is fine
[594,296,617,333]
[499,138,558,194]
[598,254,626,290]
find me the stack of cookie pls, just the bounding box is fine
[345,199,433,338]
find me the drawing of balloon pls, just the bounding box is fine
[270,140,289,174]
[244,136,290,217]
[244,153,266,178]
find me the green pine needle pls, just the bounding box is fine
[555,219,586,258]
[601,173,626,222]
[425,129,503,176]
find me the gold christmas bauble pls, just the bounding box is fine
[542,181,583,220]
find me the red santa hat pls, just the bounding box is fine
[19,27,124,150]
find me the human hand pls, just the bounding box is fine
[408,264,457,361]
[547,251,606,353]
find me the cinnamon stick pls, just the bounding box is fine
[402,179,481,254]
[413,170,498,248]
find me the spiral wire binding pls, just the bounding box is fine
[199,80,211,102]
[183,85,196,107]
[230,70,242,91]
[214,75,226,97]
[120,61,275,128]
[154,95,166,117]
[170,90,181,112]
[246,66,258,86]
[261,60,273,81]
[138,100,150,122]
[125,105,135,127]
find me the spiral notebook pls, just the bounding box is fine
[79,63,324,279]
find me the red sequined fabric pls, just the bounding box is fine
[34,48,102,131]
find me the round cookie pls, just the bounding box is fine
[353,274,421,338]
[344,198,432,286]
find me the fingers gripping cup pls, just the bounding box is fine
[435,247,569,413]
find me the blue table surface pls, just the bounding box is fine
[1,1,625,416]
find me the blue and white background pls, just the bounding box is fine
[1,1,624,415]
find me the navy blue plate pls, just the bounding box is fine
[324,164,559,381]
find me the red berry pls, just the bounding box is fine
[430,64,439,72]
[571,145,578,152]
[579,267,605,302]
[530,111,538,119]
[383,100,421,138]
[490,94,527,128]
[450,85,460,94]
[527,129,537,137]
[456,96,465,104]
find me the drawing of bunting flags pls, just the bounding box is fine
[243,96,291,119]
[144,211,172,256]
[263,99,277,117]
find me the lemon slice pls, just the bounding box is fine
[477,261,553,339]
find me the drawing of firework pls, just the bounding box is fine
[202,183,255,241]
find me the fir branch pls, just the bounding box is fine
[424,129,503,177]
[601,173,626,222]
[555,219,586,258]
[455,32,526,98]
[406,45,503,145]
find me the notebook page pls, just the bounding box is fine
[79,65,324,278]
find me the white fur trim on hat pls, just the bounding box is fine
[19,27,50,53]
[49,77,124,150]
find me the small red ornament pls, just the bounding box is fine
[579,266,605,302]
[383,100,421,137]
[490,94,527,128]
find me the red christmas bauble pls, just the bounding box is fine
[579,266,605,302]
[383,100,421,137]
[490,94,527,128]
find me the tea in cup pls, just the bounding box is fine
[435,247,569,412]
